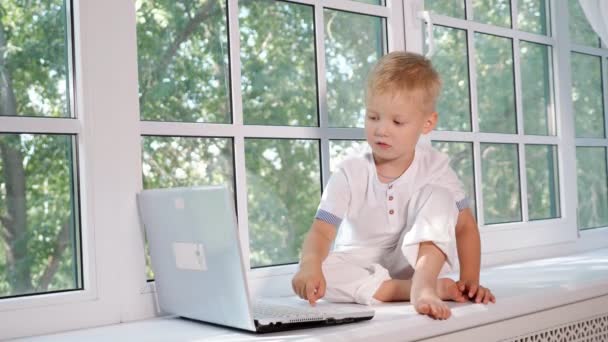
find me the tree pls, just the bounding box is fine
[0,0,77,297]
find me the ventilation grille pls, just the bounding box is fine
[503,313,608,342]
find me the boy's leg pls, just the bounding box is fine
[409,241,453,319]
[322,252,392,305]
[372,277,465,303]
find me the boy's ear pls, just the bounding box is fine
[422,112,438,134]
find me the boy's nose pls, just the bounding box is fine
[375,124,389,136]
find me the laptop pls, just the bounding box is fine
[137,185,375,333]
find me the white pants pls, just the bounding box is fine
[322,185,459,305]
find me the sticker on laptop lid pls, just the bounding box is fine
[174,197,185,210]
[173,242,207,271]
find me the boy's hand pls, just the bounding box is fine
[291,263,326,306]
[456,280,495,304]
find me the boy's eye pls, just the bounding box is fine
[394,121,403,126]
[368,115,379,121]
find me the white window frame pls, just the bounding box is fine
[137,0,405,294]
[0,0,146,338]
[1,1,608,340]
[406,0,579,255]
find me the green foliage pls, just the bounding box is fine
[526,145,559,220]
[325,9,384,127]
[245,139,321,267]
[577,147,608,229]
[572,52,604,138]
[2,0,607,296]
[0,134,78,297]
[521,41,552,136]
[472,0,511,28]
[0,0,68,117]
[0,0,78,298]
[136,0,230,122]
[240,0,317,126]
[481,143,522,224]
[517,0,548,35]
[430,25,471,131]
[568,0,600,47]
[425,0,465,19]
[475,33,516,134]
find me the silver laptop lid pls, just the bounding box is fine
[137,185,256,332]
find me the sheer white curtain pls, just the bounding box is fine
[579,0,608,46]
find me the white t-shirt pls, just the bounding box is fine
[316,144,468,251]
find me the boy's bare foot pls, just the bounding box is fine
[413,290,451,320]
[436,278,467,303]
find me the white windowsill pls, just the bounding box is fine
[23,247,608,341]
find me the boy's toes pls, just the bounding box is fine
[415,303,431,316]
[432,304,451,320]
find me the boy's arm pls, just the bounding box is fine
[292,219,337,305]
[455,208,495,303]
[455,208,480,282]
[299,219,337,267]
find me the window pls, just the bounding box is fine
[568,0,608,230]
[0,0,81,300]
[423,0,570,251]
[136,0,396,275]
[2,1,608,339]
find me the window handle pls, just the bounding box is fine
[417,10,435,58]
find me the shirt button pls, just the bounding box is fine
[389,209,394,215]
[388,185,393,189]
[388,196,394,201]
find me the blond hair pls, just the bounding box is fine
[366,51,441,114]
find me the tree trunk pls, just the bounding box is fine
[0,20,32,293]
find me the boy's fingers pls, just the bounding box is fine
[483,290,491,304]
[468,284,478,298]
[318,279,326,299]
[457,282,465,292]
[475,288,484,303]
[306,282,318,305]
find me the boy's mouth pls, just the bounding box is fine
[376,142,391,149]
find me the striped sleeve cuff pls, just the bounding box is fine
[456,198,469,211]
[315,209,342,227]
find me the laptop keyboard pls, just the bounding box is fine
[252,300,352,320]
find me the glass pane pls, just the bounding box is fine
[0,134,80,298]
[571,53,604,138]
[517,0,549,35]
[0,1,70,117]
[329,140,368,173]
[136,0,230,123]
[425,0,465,19]
[475,33,516,133]
[525,145,560,220]
[521,41,554,136]
[352,0,385,5]
[568,0,600,47]
[142,136,234,279]
[432,141,476,218]
[472,0,512,28]
[240,1,317,126]
[428,26,471,131]
[481,143,522,224]
[576,147,608,230]
[325,10,385,128]
[246,139,320,267]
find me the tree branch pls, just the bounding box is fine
[0,215,13,241]
[140,0,217,105]
[38,220,71,291]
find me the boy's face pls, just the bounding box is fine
[365,91,437,163]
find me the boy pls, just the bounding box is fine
[292,51,495,320]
